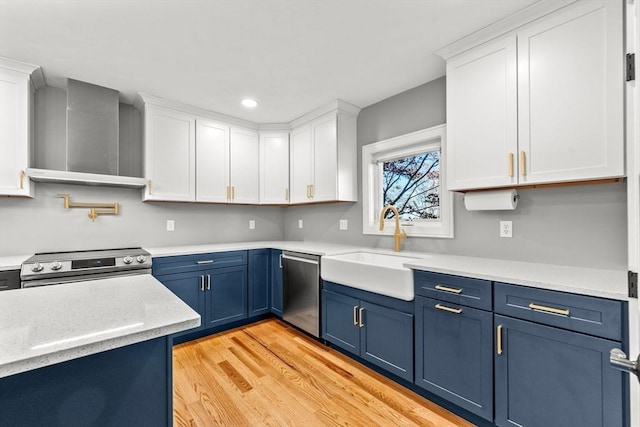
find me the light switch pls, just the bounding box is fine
[339,219,348,230]
[166,220,175,231]
[249,220,255,229]
[298,219,304,229]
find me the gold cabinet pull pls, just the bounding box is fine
[285,188,289,201]
[528,303,569,316]
[435,303,462,314]
[306,184,311,198]
[309,184,314,198]
[358,307,365,327]
[497,325,503,355]
[353,306,358,326]
[520,151,526,176]
[148,179,152,195]
[434,284,462,294]
[231,186,235,200]
[508,153,514,178]
[19,170,25,189]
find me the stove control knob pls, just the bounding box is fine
[50,261,62,271]
[123,256,134,265]
[136,255,147,264]
[31,262,44,272]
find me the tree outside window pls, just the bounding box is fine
[382,151,440,221]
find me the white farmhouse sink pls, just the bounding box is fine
[321,251,423,301]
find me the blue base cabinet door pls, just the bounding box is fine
[494,314,624,427]
[414,296,493,420]
[323,290,361,355]
[155,272,205,336]
[206,265,248,328]
[360,301,413,382]
[270,249,283,316]
[248,249,270,316]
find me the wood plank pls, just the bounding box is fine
[173,319,473,426]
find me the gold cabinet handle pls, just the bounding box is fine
[434,284,462,294]
[508,153,514,178]
[358,307,365,327]
[19,170,25,189]
[231,186,235,201]
[520,151,526,176]
[353,306,358,326]
[497,324,503,355]
[528,303,569,316]
[306,185,310,198]
[285,188,289,201]
[200,275,205,291]
[148,179,152,195]
[309,184,314,198]
[435,303,462,314]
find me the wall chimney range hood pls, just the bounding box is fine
[27,79,146,188]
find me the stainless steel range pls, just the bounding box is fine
[20,248,152,288]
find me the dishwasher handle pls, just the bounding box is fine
[282,253,319,265]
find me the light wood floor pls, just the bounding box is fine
[172,319,473,427]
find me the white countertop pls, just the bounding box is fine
[403,254,629,301]
[146,241,629,301]
[0,274,200,378]
[0,254,28,271]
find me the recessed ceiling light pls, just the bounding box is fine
[241,98,258,108]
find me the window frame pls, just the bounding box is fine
[361,124,454,238]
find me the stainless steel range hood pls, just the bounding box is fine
[27,79,146,188]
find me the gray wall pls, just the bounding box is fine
[283,77,629,270]
[0,183,284,256]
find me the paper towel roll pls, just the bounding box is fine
[464,189,518,211]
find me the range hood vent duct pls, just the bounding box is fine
[28,79,146,188]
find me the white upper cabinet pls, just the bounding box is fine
[289,105,359,204]
[0,58,42,197]
[259,131,289,204]
[446,36,518,191]
[229,127,259,204]
[196,119,229,203]
[143,105,196,202]
[517,0,623,184]
[289,124,313,204]
[445,0,623,191]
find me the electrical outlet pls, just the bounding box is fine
[298,219,304,229]
[500,221,512,238]
[166,220,175,231]
[249,220,255,230]
[339,219,348,230]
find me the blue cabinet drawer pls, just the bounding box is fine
[152,251,248,276]
[494,283,623,341]
[414,270,492,311]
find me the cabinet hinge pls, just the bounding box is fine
[629,271,638,298]
[627,53,636,82]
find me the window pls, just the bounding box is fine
[362,124,453,238]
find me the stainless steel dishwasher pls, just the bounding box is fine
[282,251,321,337]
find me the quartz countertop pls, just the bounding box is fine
[0,254,28,271]
[0,274,200,378]
[147,241,629,301]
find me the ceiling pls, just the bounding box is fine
[0,0,538,123]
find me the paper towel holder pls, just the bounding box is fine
[463,189,519,211]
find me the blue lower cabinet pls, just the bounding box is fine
[360,301,414,381]
[155,271,206,336]
[322,288,413,381]
[494,314,624,427]
[270,249,283,316]
[414,296,493,420]
[206,265,248,328]
[323,289,361,354]
[248,249,270,317]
